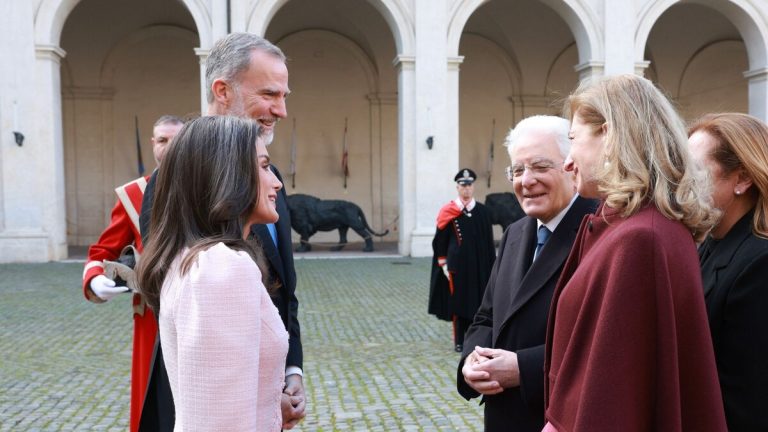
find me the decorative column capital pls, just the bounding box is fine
[393,55,415,72]
[634,60,651,77]
[574,61,605,80]
[447,56,464,71]
[194,48,210,65]
[744,67,768,80]
[35,45,67,64]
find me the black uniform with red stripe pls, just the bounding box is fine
[429,201,496,326]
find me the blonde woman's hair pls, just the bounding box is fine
[689,112,768,238]
[565,74,717,241]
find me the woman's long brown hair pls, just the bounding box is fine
[136,115,270,312]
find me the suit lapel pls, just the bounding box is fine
[252,223,286,285]
[274,186,291,272]
[701,212,752,297]
[503,197,590,323]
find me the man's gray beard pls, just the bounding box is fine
[263,130,274,145]
[228,99,275,145]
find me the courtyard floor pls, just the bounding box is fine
[0,256,483,431]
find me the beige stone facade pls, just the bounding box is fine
[1,0,766,262]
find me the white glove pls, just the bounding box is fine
[442,264,450,279]
[90,274,129,301]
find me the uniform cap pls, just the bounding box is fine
[454,168,476,185]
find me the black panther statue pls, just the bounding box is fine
[484,192,525,230]
[286,194,389,252]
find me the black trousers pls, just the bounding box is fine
[138,336,174,432]
[455,316,472,345]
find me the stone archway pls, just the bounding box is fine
[447,0,603,78]
[248,0,411,253]
[33,0,206,254]
[34,0,211,48]
[454,0,584,200]
[636,0,768,120]
[244,0,413,55]
[268,29,395,246]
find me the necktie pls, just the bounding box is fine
[534,225,551,260]
[266,223,278,247]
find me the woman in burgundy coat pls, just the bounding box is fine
[542,74,727,432]
[689,113,768,431]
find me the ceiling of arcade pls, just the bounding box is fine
[646,2,747,120]
[461,0,578,98]
[265,0,399,93]
[59,0,197,86]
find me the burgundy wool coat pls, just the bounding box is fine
[544,202,727,432]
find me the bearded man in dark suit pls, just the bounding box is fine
[139,33,304,431]
[457,115,597,432]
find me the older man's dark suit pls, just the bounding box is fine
[137,166,301,431]
[457,196,595,432]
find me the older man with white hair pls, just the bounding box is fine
[457,115,597,432]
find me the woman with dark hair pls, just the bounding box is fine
[689,113,768,431]
[542,74,727,431]
[137,115,286,431]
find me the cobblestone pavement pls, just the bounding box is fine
[0,258,483,431]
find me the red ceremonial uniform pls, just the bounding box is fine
[82,176,157,432]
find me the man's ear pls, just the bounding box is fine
[211,79,232,107]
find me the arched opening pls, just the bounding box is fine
[645,3,748,122]
[458,0,581,239]
[59,0,200,248]
[264,0,400,249]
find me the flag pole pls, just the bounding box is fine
[289,117,297,189]
[135,116,145,176]
[486,118,495,188]
[342,117,349,189]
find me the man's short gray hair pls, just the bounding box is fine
[205,32,286,103]
[153,114,184,128]
[504,115,571,159]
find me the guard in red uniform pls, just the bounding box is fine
[81,115,183,432]
[428,168,496,352]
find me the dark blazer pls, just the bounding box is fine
[137,166,302,431]
[699,210,768,431]
[251,166,302,369]
[457,196,596,432]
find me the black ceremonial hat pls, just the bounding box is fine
[454,168,477,185]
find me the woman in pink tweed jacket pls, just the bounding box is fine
[138,116,288,431]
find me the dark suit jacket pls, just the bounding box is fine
[699,210,768,431]
[137,166,302,431]
[251,166,302,369]
[457,196,596,432]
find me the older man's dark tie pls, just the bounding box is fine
[534,225,551,260]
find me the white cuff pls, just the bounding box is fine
[285,366,303,377]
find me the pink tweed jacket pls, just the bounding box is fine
[159,243,288,431]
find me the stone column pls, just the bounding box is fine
[603,1,636,75]
[394,54,416,256]
[745,68,768,122]
[195,48,210,115]
[211,0,228,41]
[35,44,67,260]
[408,0,453,257]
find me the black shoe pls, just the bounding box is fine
[454,344,463,353]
